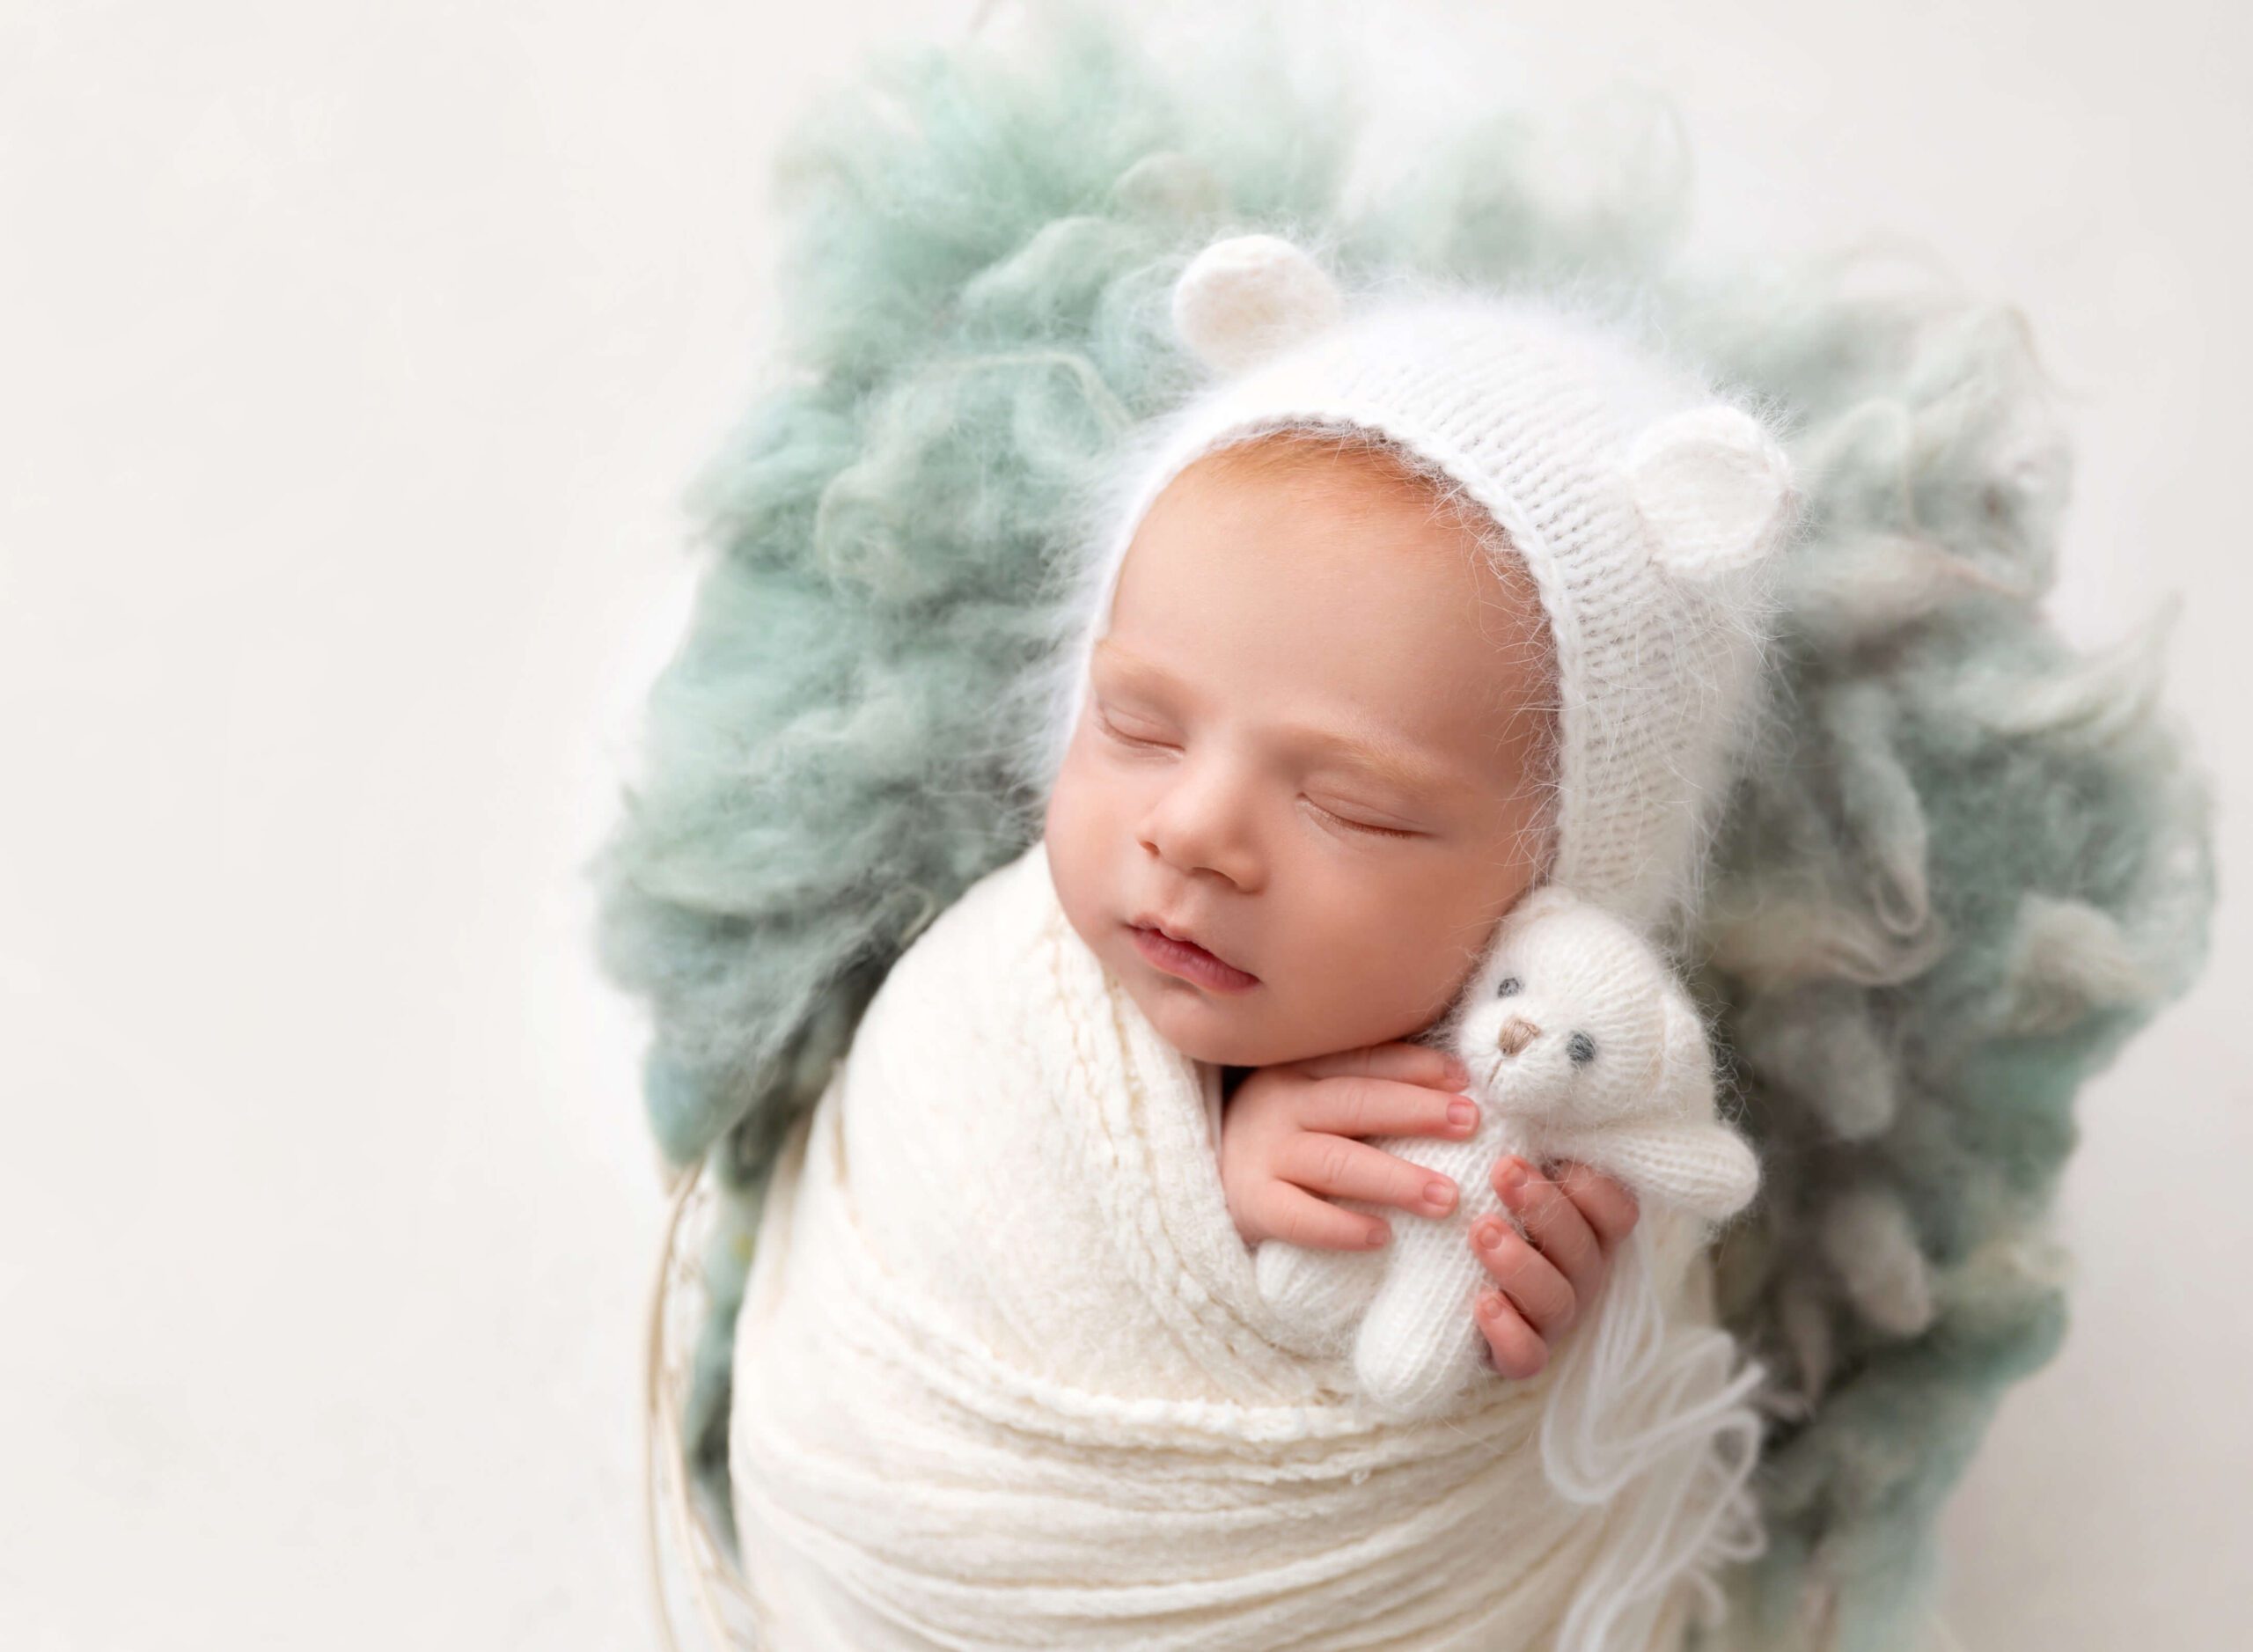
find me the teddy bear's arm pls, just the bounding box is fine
[1554,1120,1761,1225]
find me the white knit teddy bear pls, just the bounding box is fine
[1255,885,1761,1422]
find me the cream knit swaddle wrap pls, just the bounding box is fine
[728,841,1759,1651]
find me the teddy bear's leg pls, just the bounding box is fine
[1253,1208,1389,1356]
[1350,1129,1515,1420]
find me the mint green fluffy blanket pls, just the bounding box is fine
[589,6,2218,1646]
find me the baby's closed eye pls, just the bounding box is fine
[1305,797,1421,841]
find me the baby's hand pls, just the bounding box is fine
[1470,1157,1642,1380]
[1219,1042,1482,1250]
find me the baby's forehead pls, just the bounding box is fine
[1123,455,1537,626]
[1094,429,1557,772]
[1172,430,1482,519]
[1117,440,1518,617]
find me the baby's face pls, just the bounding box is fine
[1043,440,1559,1069]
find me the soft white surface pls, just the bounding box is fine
[0,1,2242,1647]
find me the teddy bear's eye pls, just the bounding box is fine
[1495,975,1523,998]
[1567,1032,1596,1066]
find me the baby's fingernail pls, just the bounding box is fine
[1476,1222,1504,1251]
[1500,1160,1526,1193]
[1446,1061,1473,1086]
[1366,1222,1390,1247]
[1447,1100,1478,1129]
[1425,1179,1456,1211]
[1478,1292,1505,1319]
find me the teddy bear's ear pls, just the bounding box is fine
[1171,233,1346,376]
[1658,981,1719,1113]
[1625,403,1800,585]
[1508,883,1583,924]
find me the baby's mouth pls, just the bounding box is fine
[1126,922,1261,993]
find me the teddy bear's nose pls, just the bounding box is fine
[1494,1017,1540,1057]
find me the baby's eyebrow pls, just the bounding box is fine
[1092,639,1462,798]
[1287,718,1460,799]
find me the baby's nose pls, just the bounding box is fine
[1494,1017,1541,1057]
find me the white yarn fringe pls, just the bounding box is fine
[1542,1222,1770,1651]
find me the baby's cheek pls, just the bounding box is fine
[1330,925,1478,1036]
[1270,958,1451,1061]
[1042,769,1119,929]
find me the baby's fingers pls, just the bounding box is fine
[1475,1289,1549,1380]
[1295,1041,1471,1095]
[1280,1132,1459,1218]
[1551,1160,1641,1259]
[1253,1181,1391,1251]
[1295,1076,1481,1142]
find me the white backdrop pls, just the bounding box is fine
[2,1,2244,1647]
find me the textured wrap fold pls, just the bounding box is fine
[729,840,1755,1649]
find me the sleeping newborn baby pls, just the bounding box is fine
[1043,421,1652,1384]
[726,234,1796,1652]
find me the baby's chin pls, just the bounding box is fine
[1123,971,1379,1070]
[1121,971,1282,1068]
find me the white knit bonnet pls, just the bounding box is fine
[1056,232,1802,942]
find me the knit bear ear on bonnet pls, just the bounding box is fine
[1170,231,1347,373]
[1166,232,1797,593]
[1063,231,1804,938]
[1623,403,1799,585]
